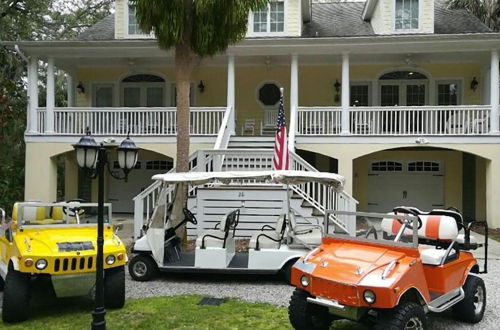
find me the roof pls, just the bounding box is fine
[76,1,491,41]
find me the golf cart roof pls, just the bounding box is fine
[152,170,344,190]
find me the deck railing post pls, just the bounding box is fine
[490,50,499,134]
[341,53,350,135]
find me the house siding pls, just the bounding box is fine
[286,0,302,37]
[114,0,126,39]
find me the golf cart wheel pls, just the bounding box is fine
[452,275,486,323]
[2,270,31,323]
[128,254,158,282]
[375,301,426,330]
[281,258,299,284]
[104,266,125,309]
[288,288,333,330]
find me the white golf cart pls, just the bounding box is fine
[128,170,346,282]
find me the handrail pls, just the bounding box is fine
[214,106,232,150]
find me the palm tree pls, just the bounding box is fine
[447,0,500,31]
[131,0,267,234]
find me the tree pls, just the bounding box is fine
[0,0,113,210]
[131,0,267,233]
[447,0,500,31]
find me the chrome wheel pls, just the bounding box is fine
[474,285,485,315]
[132,260,147,278]
[405,317,424,330]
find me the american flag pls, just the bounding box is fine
[273,88,289,170]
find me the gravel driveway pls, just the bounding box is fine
[125,258,499,330]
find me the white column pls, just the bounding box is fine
[66,72,74,107]
[227,55,235,134]
[289,54,298,151]
[27,57,38,133]
[46,57,55,133]
[341,53,350,134]
[490,50,499,134]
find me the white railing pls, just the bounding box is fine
[297,105,492,136]
[133,148,358,238]
[297,107,342,135]
[35,107,226,136]
[213,106,233,171]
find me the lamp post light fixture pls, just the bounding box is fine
[73,129,139,330]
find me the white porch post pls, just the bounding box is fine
[289,54,298,151]
[341,53,350,134]
[66,72,74,107]
[46,57,55,133]
[227,54,235,134]
[490,50,499,134]
[27,56,38,133]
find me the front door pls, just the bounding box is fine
[122,84,165,107]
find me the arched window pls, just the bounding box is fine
[121,74,165,107]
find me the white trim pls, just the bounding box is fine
[350,81,373,107]
[392,0,424,34]
[247,0,287,37]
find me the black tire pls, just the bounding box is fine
[104,266,125,309]
[376,301,427,330]
[128,254,158,282]
[2,270,31,323]
[281,259,299,284]
[452,275,486,323]
[0,274,4,291]
[288,288,332,330]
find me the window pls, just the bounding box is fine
[145,160,172,170]
[408,161,440,172]
[258,83,281,106]
[128,5,143,35]
[350,84,370,107]
[121,74,166,107]
[395,0,419,30]
[371,161,403,172]
[437,81,460,106]
[93,85,114,107]
[252,1,284,34]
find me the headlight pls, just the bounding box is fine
[24,258,33,267]
[105,255,116,265]
[35,259,48,270]
[300,275,310,287]
[363,290,376,304]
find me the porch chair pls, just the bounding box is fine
[241,119,256,135]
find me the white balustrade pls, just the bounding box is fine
[297,105,492,136]
[35,107,225,136]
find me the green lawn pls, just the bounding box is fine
[0,295,366,330]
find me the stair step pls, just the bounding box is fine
[312,209,324,217]
[301,200,313,208]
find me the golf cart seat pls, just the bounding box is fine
[382,213,459,266]
[196,209,240,249]
[249,214,287,250]
[287,213,322,246]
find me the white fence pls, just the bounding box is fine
[297,105,492,136]
[36,107,226,135]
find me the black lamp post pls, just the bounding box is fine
[73,129,139,330]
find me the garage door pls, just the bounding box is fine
[367,161,444,213]
[108,160,172,213]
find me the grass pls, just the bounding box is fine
[0,295,367,330]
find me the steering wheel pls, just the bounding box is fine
[63,199,86,218]
[393,207,422,230]
[182,208,198,225]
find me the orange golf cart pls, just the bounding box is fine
[288,207,488,329]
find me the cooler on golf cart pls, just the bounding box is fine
[288,206,488,329]
[128,170,351,282]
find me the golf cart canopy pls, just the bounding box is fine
[151,170,345,190]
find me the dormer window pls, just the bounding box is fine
[126,4,153,38]
[395,0,419,31]
[251,0,285,35]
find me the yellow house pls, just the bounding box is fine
[4,0,500,230]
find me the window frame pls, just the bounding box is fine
[248,0,287,37]
[125,3,155,39]
[435,79,463,106]
[350,82,372,107]
[392,0,422,33]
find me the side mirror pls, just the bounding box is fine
[114,223,123,235]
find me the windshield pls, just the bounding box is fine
[17,203,112,226]
[324,210,420,248]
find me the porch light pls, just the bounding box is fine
[198,80,205,93]
[470,77,479,92]
[73,129,99,169]
[334,79,341,102]
[117,134,139,174]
